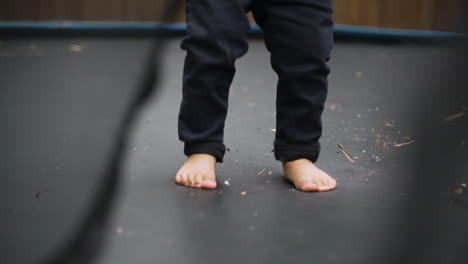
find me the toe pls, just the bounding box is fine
[179,173,188,185]
[188,174,196,186]
[202,176,217,189]
[321,179,329,187]
[183,174,192,186]
[317,180,330,191]
[175,174,181,184]
[318,185,330,192]
[297,182,318,192]
[331,179,337,189]
[194,174,205,188]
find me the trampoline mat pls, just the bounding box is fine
[0,37,467,264]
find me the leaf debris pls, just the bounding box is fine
[384,122,395,127]
[452,183,467,194]
[69,44,86,52]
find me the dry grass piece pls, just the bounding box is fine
[393,140,416,147]
[382,142,388,153]
[337,144,355,163]
[444,112,465,123]
[257,168,266,176]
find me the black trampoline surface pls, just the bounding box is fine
[1,37,467,264]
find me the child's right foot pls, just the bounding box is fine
[175,154,217,189]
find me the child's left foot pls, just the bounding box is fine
[283,159,337,192]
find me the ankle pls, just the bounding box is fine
[283,158,310,166]
[187,153,217,162]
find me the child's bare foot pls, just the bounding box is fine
[175,154,217,189]
[283,159,337,192]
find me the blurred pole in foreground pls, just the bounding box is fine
[45,1,184,264]
[388,37,468,263]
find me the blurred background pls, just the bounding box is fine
[1,1,467,264]
[0,0,467,32]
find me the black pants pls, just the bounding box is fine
[178,0,333,163]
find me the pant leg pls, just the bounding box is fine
[178,0,252,162]
[259,0,334,162]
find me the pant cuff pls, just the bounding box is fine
[184,141,226,163]
[273,140,321,163]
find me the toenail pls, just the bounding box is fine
[302,183,317,191]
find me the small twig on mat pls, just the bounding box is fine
[337,144,355,163]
